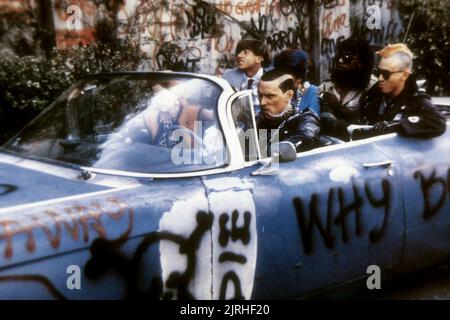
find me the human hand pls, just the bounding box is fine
[373,121,389,132]
[320,112,338,131]
[320,92,341,112]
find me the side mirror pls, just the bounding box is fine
[272,141,297,163]
[251,141,297,176]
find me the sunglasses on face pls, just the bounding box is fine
[374,68,404,80]
[338,54,358,64]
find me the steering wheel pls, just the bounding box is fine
[162,124,212,157]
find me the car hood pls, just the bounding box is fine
[0,154,110,210]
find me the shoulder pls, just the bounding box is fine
[223,68,240,78]
[222,68,244,89]
[408,92,436,109]
[412,91,432,102]
[358,76,379,104]
[362,82,381,99]
[288,110,320,124]
[305,83,319,95]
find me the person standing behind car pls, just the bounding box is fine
[319,39,376,139]
[223,38,270,114]
[355,43,446,138]
[274,49,320,115]
[257,69,320,154]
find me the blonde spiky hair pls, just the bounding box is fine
[376,43,413,59]
[377,43,414,72]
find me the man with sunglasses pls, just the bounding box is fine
[357,43,446,138]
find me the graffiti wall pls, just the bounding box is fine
[0,0,404,82]
[318,0,403,80]
[53,0,97,47]
[0,0,32,13]
[0,0,38,55]
[318,0,351,81]
[51,0,311,76]
[351,0,404,50]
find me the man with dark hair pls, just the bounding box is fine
[257,69,320,153]
[356,43,446,138]
[223,38,270,114]
[274,49,320,114]
[319,38,376,139]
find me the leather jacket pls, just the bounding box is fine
[257,105,320,153]
[359,76,446,138]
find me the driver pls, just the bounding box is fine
[143,87,213,148]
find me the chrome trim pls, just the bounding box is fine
[225,90,262,161]
[79,73,249,179]
[248,91,262,160]
[221,89,246,167]
[296,133,399,159]
[6,70,448,180]
[363,160,395,168]
[79,164,245,179]
[431,96,450,107]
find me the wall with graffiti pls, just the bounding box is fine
[52,0,311,77]
[318,0,404,80]
[1,0,404,89]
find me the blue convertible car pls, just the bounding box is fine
[0,72,449,299]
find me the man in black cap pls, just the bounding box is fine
[223,38,270,114]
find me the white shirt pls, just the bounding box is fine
[319,75,378,113]
[240,67,264,114]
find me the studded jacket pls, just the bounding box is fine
[359,76,446,138]
[257,105,321,153]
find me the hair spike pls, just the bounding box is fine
[261,69,295,93]
[377,43,413,59]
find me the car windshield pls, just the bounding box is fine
[4,73,228,174]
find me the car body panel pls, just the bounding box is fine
[0,153,111,208]
[251,134,404,298]
[0,72,448,299]
[393,131,450,273]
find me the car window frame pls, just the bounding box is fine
[227,90,262,165]
[0,72,254,179]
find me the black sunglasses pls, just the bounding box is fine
[338,54,358,64]
[375,68,404,80]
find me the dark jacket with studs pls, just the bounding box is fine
[257,106,320,152]
[359,76,446,138]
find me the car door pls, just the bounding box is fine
[385,124,450,273]
[250,135,405,298]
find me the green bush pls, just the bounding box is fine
[0,19,147,143]
[1,36,145,110]
[394,0,450,95]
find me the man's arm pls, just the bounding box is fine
[285,111,321,151]
[397,96,446,138]
[355,96,446,139]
